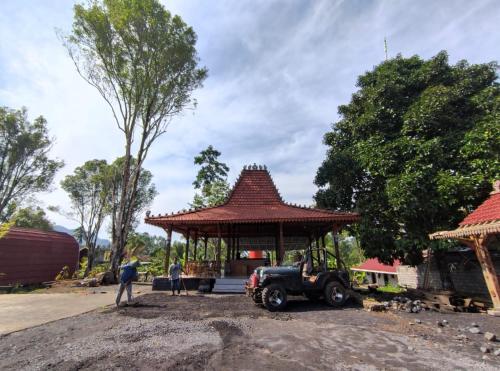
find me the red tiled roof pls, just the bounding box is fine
[145,167,360,225]
[460,191,500,226]
[351,258,401,274]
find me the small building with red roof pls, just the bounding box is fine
[430,180,500,315]
[351,258,401,287]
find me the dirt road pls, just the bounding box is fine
[0,293,499,370]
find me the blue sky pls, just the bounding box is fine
[1,0,499,237]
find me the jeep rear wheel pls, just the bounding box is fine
[262,284,287,311]
[324,281,347,307]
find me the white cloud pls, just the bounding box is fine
[1,0,499,238]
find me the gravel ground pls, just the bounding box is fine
[0,293,499,370]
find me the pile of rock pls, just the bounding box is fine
[382,296,428,313]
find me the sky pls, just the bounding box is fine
[1,0,499,239]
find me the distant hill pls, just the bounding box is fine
[54,225,111,248]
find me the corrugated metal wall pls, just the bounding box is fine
[0,227,79,285]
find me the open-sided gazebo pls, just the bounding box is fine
[145,165,360,277]
[430,181,500,315]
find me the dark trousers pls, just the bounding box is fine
[171,278,180,294]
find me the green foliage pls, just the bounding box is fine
[315,52,500,264]
[62,0,207,276]
[11,206,53,231]
[61,159,111,275]
[0,221,14,239]
[377,284,405,294]
[126,231,166,256]
[108,156,157,229]
[0,107,64,221]
[191,145,230,208]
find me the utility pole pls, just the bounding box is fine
[384,37,388,60]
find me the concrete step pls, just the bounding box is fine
[212,277,247,293]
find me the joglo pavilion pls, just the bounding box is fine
[145,164,360,278]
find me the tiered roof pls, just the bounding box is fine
[145,165,359,227]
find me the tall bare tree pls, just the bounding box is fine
[61,0,207,278]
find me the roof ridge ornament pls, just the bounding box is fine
[492,180,500,194]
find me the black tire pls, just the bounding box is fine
[252,292,262,304]
[324,281,347,307]
[262,284,288,311]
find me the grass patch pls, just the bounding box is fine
[377,284,405,294]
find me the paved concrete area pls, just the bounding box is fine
[0,284,151,335]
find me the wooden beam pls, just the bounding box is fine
[473,235,500,311]
[164,225,172,275]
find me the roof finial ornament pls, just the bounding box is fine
[263,165,267,170]
[146,210,151,217]
[492,180,500,194]
[243,165,247,170]
[252,163,257,170]
[258,165,262,170]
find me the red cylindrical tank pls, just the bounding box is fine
[0,227,79,285]
[248,250,264,259]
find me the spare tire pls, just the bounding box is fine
[324,281,347,307]
[262,284,287,311]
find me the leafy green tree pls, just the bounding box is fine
[315,52,500,265]
[0,107,64,221]
[62,0,207,278]
[11,206,54,231]
[191,145,230,208]
[61,160,111,276]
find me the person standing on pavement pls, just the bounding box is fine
[115,259,140,306]
[169,256,182,295]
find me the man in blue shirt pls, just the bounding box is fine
[115,260,140,306]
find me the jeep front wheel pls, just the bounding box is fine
[324,281,347,307]
[262,284,287,311]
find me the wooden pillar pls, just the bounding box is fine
[226,225,232,263]
[184,229,190,266]
[236,235,240,258]
[278,222,285,266]
[193,231,199,261]
[332,225,341,269]
[216,224,222,268]
[204,235,208,260]
[473,235,500,312]
[321,234,327,270]
[163,225,173,275]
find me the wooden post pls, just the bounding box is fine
[226,225,232,263]
[332,225,341,269]
[193,231,199,261]
[321,234,327,270]
[164,225,172,275]
[473,235,500,312]
[217,224,222,269]
[184,228,190,266]
[278,222,285,266]
[236,235,240,259]
[204,235,208,260]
